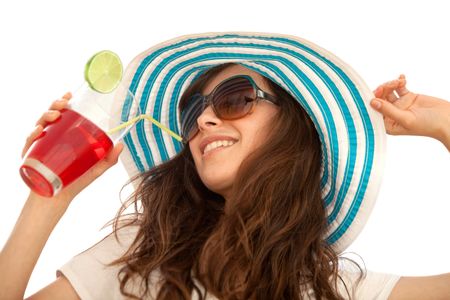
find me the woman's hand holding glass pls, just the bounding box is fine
[21,92,124,203]
[370,75,450,151]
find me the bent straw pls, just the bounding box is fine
[107,115,183,142]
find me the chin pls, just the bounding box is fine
[201,176,233,195]
[204,179,231,191]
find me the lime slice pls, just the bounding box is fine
[84,50,123,93]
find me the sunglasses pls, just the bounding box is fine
[180,74,279,143]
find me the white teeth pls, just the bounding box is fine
[204,140,236,154]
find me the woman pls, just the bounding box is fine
[1,32,449,299]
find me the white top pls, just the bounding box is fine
[57,226,400,299]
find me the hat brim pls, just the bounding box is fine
[116,31,387,253]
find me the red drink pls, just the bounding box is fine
[20,108,114,197]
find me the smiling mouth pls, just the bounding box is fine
[202,143,235,157]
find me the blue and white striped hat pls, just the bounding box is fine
[117,32,387,253]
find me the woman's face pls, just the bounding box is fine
[188,64,280,200]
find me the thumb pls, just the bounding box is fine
[370,98,412,127]
[91,142,125,177]
[65,143,125,195]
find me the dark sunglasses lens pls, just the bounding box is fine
[180,77,257,143]
[213,77,256,119]
[181,94,203,142]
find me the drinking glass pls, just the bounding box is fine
[19,80,139,197]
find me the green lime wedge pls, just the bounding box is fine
[84,50,123,93]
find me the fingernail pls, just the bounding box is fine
[371,100,381,109]
[374,87,381,94]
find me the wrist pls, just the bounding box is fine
[442,130,450,152]
[438,115,450,152]
[27,192,72,220]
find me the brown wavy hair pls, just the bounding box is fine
[107,63,361,299]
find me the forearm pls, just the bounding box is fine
[0,193,70,300]
[389,273,450,299]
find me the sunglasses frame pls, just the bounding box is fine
[181,74,280,143]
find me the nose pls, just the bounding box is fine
[196,105,223,133]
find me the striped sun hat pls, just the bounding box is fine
[116,32,387,253]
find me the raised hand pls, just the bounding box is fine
[22,92,124,202]
[370,75,450,150]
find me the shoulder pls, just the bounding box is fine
[77,224,139,260]
[336,260,401,300]
[57,225,162,300]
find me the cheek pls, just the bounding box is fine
[188,137,201,157]
[189,144,202,168]
[241,121,273,152]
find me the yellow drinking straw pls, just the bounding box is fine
[107,114,183,142]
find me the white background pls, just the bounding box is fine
[0,0,449,297]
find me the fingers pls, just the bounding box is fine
[49,92,72,110]
[101,143,124,168]
[65,143,125,196]
[88,143,124,178]
[35,110,61,127]
[383,79,402,102]
[395,74,409,97]
[386,89,398,102]
[62,92,72,100]
[35,92,72,128]
[382,119,408,136]
[370,97,414,128]
[373,75,409,103]
[89,143,124,182]
[22,92,72,158]
[22,125,44,158]
[373,85,396,102]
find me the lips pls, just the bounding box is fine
[199,135,239,154]
[203,143,235,158]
